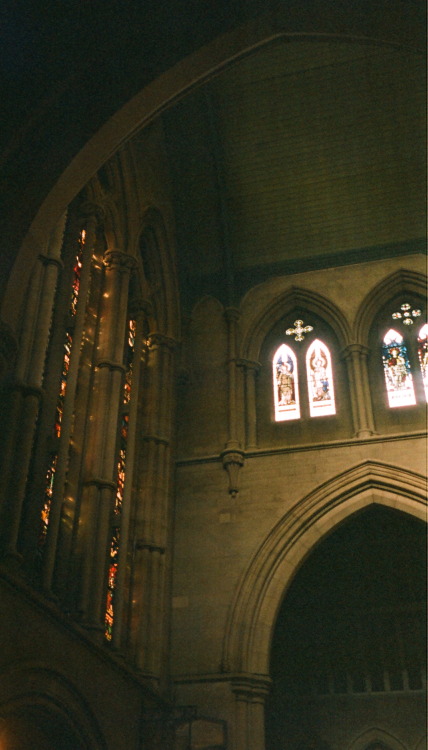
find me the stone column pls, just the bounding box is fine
[132,332,177,683]
[222,308,245,495]
[0,212,66,563]
[342,343,375,437]
[238,359,261,450]
[232,676,271,750]
[78,249,136,635]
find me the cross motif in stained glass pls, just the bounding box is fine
[391,303,421,326]
[285,319,314,342]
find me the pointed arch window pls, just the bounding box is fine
[306,339,336,417]
[382,329,416,408]
[273,344,300,421]
[417,323,428,401]
[273,338,336,422]
[105,317,136,641]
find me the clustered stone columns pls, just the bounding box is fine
[0,212,67,564]
[221,307,245,496]
[232,676,272,750]
[132,332,177,684]
[342,343,375,437]
[78,249,136,635]
[238,359,261,449]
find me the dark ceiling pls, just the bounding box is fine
[159,38,425,309]
[0,1,426,301]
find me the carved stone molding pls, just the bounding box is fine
[96,359,126,374]
[221,448,245,497]
[9,379,43,399]
[147,332,178,351]
[103,249,137,272]
[231,673,272,701]
[83,477,117,491]
[142,434,170,447]
[135,540,166,554]
[340,343,370,360]
[38,254,64,270]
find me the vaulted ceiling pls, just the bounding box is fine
[157,38,425,309]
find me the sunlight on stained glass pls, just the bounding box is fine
[417,323,428,402]
[382,329,416,407]
[306,339,336,417]
[273,344,300,421]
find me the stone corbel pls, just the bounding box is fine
[221,447,245,497]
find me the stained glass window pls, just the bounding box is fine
[105,319,135,641]
[273,344,300,421]
[417,323,428,402]
[54,332,73,438]
[40,229,87,549]
[306,339,336,417]
[39,454,58,546]
[382,329,416,407]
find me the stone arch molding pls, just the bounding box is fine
[347,727,408,750]
[222,460,427,676]
[354,269,427,347]
[0,661,106,750]
[240,285,352,362]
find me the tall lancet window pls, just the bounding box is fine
[40,229,86,548]
[417,323,428,401]
[306,339,336,417]
[273,344,300,421]
[105,317,136,641]
[382,328,416,408]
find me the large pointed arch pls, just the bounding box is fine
[222,460,427,676]
[0,661,106,750]
[347,727,407,750]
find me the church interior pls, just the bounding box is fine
[0,2,426,749]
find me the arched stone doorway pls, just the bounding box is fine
[223,461,426,750]
[0,705,86,750]
[265,505,426,750]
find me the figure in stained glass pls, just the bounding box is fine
[277,355,295,405]
[417,323,428,401]
[306,340,335,417]
[273,344,300,421]
[382,329,415,407]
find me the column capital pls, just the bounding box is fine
[9,378,43,399]
[221,447,245,497]
[95,359,126,374]
[148,332,178,351]
[224,307,241,324]
[340,343,369,360]
[231,674,272,699]
[103,249,137,272]
[236,358,261,373]
[83,477,117,491]
[38,254,64,270]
